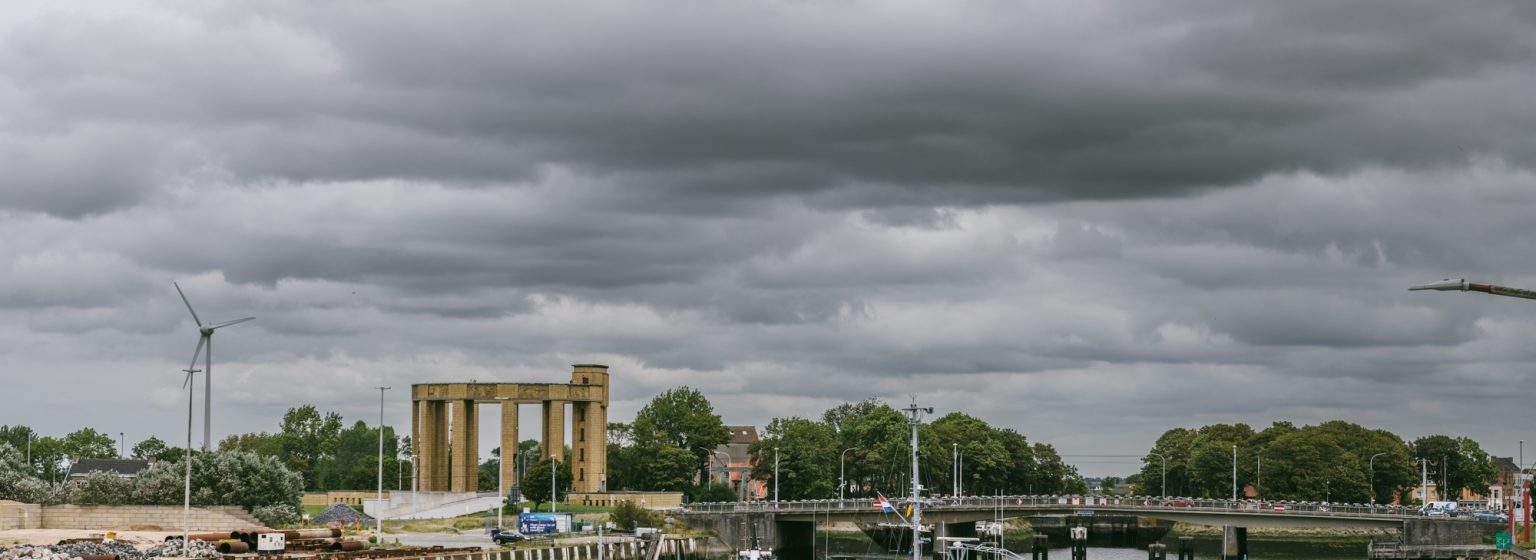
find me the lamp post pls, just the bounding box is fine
[773,447,780,504]
[1368,452,1387,504]
[840,447,858,501]
[375,386,390,544]
[119,432,125,459]
[1231,445,1238,501]
[1147,452,1167,499]
[952,443,958,497]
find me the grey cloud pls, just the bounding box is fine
[5,1,1536,217]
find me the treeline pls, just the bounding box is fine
[0,440,302,526]
[747,399,1086,501]
[1136,421,1498,504]
[0,425,157,481]
[219,404,408,492]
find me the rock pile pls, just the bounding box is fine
[142,539,220,559]
[311,503,372,525]
[0,539,219,560]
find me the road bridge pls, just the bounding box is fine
[675,495,1495,560]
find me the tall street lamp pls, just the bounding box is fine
[773,447,780,504]
[375,386,391,544]
[1147,452,1167,499]
[952,443,959,497]
[1231,445,1238,501]
[840,447,858,501]
[1368,452,1387,504]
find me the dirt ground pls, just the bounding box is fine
[0,529,178,547]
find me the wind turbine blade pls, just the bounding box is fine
[187,336,206,373]
[174,282,204,326]
[209,317,255,330]
[183,370,194,389]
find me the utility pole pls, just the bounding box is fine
[773,447,780,504]
[902,399,933,560]
[375,386,390,545]
[1422,458,1429,505]
[1231,445,1237,501]
[1368,452,1386,504]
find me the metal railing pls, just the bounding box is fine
[677,494,1445,520]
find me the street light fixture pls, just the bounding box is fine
[375,386,390,544]
[773,447,780,504]
[1146,452,1167,499]
[1368,452,1387,504]
[1231,445,1238,501]
[839,447,858,501]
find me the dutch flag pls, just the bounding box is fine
[875,493,896,513]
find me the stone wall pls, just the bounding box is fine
[0,501,42,530]
[40,505,266,531]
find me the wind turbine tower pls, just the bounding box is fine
[174,282,254,451]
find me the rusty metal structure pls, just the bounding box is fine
[412,365,610,495]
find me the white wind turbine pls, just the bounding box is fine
[174,282,254,451]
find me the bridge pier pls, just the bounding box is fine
[1221,526,1247,560]
[931,522,979,559]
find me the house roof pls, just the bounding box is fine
[1495,456,1519,473]
[66,458,151,478]
[726,426,759,445]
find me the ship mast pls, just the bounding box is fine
[903,398,933,560]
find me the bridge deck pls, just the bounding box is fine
[679,495,1489,530]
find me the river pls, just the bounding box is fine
[816,536,1367,560]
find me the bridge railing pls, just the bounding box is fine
[677,494,1426,519]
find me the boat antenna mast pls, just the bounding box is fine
[903,397,933,560]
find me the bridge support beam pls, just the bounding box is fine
[1221,525,1247,560]
[931,522,979,559]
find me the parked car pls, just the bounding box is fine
[1473,511,1509,523]
[491,529,527,545]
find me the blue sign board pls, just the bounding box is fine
[519,513,561,535]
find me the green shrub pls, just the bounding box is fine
[252,504,300,527]
[609,500,663,531]
[71,471,136,505]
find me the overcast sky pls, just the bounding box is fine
[5,0,1536,477]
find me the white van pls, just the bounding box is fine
[1421,501,1458,517]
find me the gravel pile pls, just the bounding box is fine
[0,547,76,560]
[312,503,372,525]
[52,542,141,560]
[142,539,220,559]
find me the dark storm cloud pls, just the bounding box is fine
[6,0,1536,475]
[5,1,1536,217]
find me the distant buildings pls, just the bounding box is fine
[64,458,151,483]
[710,426,767,500]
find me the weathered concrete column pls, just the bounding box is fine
[451,400,477,492]
[542,400,565,461]
[571,365,609,493]
[411,399,424,491]
[500,402,519,496]
[1221,525,1247,560]
[419,400,449,491]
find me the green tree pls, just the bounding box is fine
[315,421,399,490]
[132,450,302,509]
[694,482,738,503]
[519,458,571,511]
[1413,435,1497,502]
[61,428,116,460]
[277,405,344,490]
[70,470,135,505]
[632,388,730,484]
[131,436,183,463]
[750,417,837,500]
[219,432,284,457]
[823,399,909,498]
